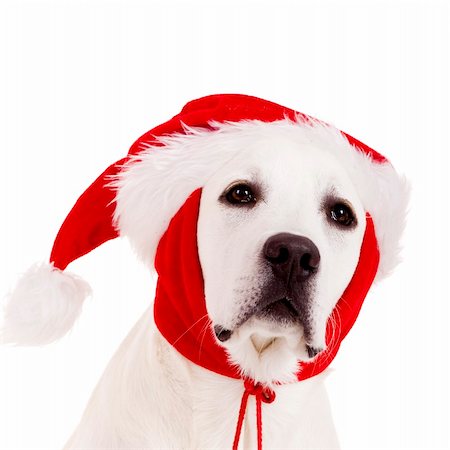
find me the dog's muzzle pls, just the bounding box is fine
[257,232,320,326]
[213,233,321,344]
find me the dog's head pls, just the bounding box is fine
[113,118,408,383]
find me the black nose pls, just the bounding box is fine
[263,233,320,284]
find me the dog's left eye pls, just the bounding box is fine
[329,203,355,226]
[225,183,256,205]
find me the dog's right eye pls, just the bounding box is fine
[224,183,256,205]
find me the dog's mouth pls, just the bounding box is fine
[250,297,304,357]
[214,297,300,343]
[214,296,323,359]
[256,297,299,322]
[214,297,303,344]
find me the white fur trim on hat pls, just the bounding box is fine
[1,263,91,346]
[112,118,410,282]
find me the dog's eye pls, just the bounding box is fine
[329,203,355,226]
[225,184,256,205]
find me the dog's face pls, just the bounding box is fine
[115,118,407,383]
[197,133,366,383]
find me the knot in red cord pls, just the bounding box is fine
[243,378,276,403]
[232,379,276,450]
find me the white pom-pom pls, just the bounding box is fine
[1,263,91,346]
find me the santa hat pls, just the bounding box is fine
[1,94,409,449]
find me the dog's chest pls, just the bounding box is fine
[191,393,299,449]
[188,368,339,449]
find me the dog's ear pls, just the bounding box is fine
[353,154,410,282]
[329,131,410,282]
[110,123,242,267]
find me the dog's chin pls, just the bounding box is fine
[222,316,317,386]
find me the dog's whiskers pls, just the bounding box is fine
[172,313,210,346]
[314,302,343,369]
[197,317,213,360]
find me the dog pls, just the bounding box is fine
[2,95,409,449]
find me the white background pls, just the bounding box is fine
[0,1,448,449]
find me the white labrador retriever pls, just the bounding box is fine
[2,95,408,450]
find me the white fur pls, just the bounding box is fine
[0,263,91,346]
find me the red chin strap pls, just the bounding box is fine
[154,187,380,449]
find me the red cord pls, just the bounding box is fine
[256,393,263,450]
[232,389,250,450]
[232,379,276,450]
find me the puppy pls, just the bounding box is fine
[2,95,409,449]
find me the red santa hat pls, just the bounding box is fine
[1,94,409,449]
